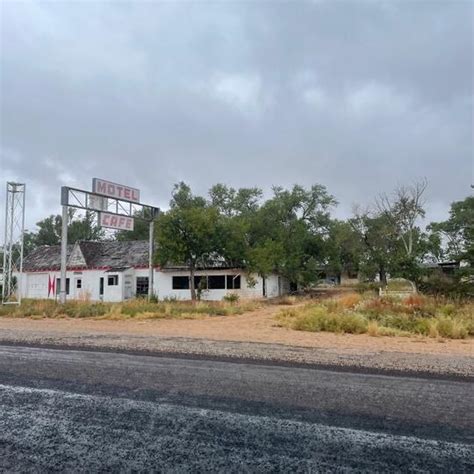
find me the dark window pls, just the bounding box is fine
[76,279,82,289]
[99,278,104,296]
[226,275,241,290]
[108,275,119,286]
[348,269,358,279]
[56,278,70,295]
[194,276,208,290]
[172,276,189,290]
[208,275,225,290]
[136,277,149,296]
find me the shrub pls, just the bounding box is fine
[272,296,298,305]
[162,296,178,302]
[149,293,159,303]
[276,292,473,340]
[436,318,468,339]
[0,297,262,320]
[438,303,456,317]
[338,293,361,309]
[354,282,380,295]
[386,278,414,292]
[339,313,367,334]
[291,309,367,334]
[403,294,425,308]
[367,321,379,336]
[419,272,473,298]
[412,318,431,336]
[361,297,404,318]
[223,293,240,304]
[275,308,298,327]
[377,326,410,337]
[292,314,321,332]
[437,318,453,338]
[378,314,415,332]
[59,302,108,318]
[428,321,439,338]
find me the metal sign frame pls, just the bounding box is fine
[2,182,26,305]
[61,186,157,220]
[59,185,159,304]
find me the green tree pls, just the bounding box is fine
[67,211,104,243]
[22,231,38,256]
[115,210,152,241]
[428,196,474,264]
[28,210,104,249]
[209,184,263,217]
[350,212,398,285]
[208,184,263,269]
[375,180,427,258]
[351,181,433,285]
[326,220,364,280]
[246,184,336,286]
[155,183,223,300]
[35,214,63,245]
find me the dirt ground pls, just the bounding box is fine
[0,304,472,357]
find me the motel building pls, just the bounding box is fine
[17,240,289,302]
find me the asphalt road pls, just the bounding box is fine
[0,345,472,472]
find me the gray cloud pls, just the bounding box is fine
[1,0,472,235]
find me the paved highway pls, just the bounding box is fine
[0,345,472,472]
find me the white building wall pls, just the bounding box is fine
[17,269,127,302]
[154,269,279,301]
[23,273,48,299]
[17,268,289,302]
[265,274,280,298]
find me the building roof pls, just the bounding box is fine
[22,240,150,272]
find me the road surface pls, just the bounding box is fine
[0,344,472,472]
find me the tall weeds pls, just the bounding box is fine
[276,293,473,339]
[0,298,263,320]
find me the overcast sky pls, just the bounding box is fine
[1,0,473,236]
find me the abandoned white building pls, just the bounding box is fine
[17,241,289,302]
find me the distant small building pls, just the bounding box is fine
[317,268,359,286]
[16,240,289,302]
[422,261,461,276]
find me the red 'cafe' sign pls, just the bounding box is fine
[93,178,140,203]
[99,212,135,231]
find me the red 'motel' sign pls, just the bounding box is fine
[92,178,140,203]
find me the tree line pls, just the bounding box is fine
[15,180,473,299]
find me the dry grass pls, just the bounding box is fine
[276,293,474,339]
[0,298,263,320]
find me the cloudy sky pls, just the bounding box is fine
[1,0,473,236]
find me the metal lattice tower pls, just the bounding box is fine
[2,182,26,304]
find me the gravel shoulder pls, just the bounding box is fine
[0,305,472,378]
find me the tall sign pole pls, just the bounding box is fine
[148,218,155,301]
[59,188,68,304]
